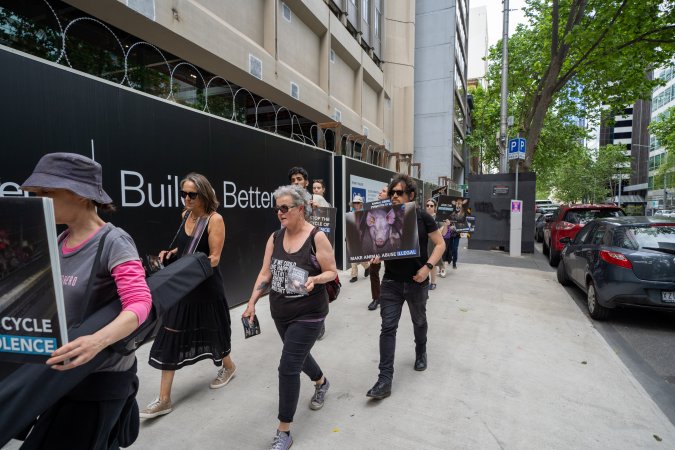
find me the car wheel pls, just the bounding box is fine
[587,280,610,320]
[542,239,549,255]
[535,229,542,243]
[556,259,572,286]
[548,246,560,267]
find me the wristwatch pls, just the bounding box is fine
[425,262,433,270]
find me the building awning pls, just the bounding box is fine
[607,195,645,204]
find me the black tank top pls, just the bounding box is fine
[269,227,328,324]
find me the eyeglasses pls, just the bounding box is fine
[388,189,407,197]
[273,205,297,214]
[179,190,199,200]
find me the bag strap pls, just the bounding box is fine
[73,226,113,328]
[167,211,191,251]
[183,213,212,256]
[309,226,319,256]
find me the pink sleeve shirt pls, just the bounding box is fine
[111,260,152,325]
[62,230,152,325]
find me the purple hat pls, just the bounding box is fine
[21,153,113,204]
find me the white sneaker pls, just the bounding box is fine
[439,269,446,278]
[139,397,172,418]
[210,364,237,389]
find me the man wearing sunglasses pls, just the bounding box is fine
[366,174,445,400]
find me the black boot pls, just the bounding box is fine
[366,380,392,399]
[368,299,379,310]
[414,352,427,371]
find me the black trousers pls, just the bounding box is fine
[21,360,139,450]
[378,280,429,382]
[275,320,324,423]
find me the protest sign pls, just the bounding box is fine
[345,200,420,262]
[308,206,337,248]
[0,197,68,364]
[436,195,475,233]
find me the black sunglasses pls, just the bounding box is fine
[179,190,199,200]
[273,205,297,214]
[389,189,408,197]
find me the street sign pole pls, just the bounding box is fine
[509,138,526,257]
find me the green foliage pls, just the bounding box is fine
[477,0,675,169]
[551,144,629,203]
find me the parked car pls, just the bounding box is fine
[534,212,553,242]
[655,210,675,217]
[556,216,675,320]
[535,204,559,220]
[543,204,624,266]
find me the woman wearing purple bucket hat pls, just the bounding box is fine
[19,152,152,449]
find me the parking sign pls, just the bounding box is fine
[508,138,526,160]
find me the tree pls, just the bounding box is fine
[487,0,675,169]
[551,144,628,203]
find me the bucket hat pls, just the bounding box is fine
[351,194,364,205]
[21,152,113,204]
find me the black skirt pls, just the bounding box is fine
[149,269,232,370]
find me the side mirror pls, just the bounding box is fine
[559,237,571,245]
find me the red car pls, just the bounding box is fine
[543,204,624,266]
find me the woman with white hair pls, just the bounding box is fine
[242,184,337,450]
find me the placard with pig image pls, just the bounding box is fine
[345,200,420,262]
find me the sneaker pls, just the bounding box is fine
[310,378,330,410]
[317,322,326,340]
[349,276,358,283]
[439,269,446,278]
[364,267,370,278]
[269,430,293,450]
[210,364,237,389]
[139,397,172,419]
[429,283,437,290]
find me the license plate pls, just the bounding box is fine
[663,291,675,303]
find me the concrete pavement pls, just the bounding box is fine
[6,240,675,449]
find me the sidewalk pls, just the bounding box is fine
[7,242,675,449]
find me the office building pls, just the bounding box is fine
[647,65,675,209]
[414,0,470,185]
[0,0,416,168]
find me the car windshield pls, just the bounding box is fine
[563,209,624,225]
[612,225,675,250]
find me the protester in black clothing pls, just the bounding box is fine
[242,185,337,450]
[287,166,327,340]
[366,174,445,400]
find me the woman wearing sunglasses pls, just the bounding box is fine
[141,173,236,418]
[242,184,337,450]
[424,200,448,285]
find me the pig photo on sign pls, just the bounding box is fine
[367,208,396,248]
[345,200,419,262]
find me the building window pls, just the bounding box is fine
[281,3,292,22]
[362,0,369,23]
[375,6,381,37]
